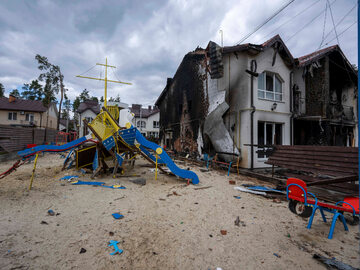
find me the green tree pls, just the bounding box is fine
[35,54,66,130]
[0,83,5,97]
[62,96,71,120]
[100,96,104,102]
[21,80,43,100]
[9,89,20,98]
[79,88,90,101]
[42,78,57,107]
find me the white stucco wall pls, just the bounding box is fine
[78,109,98,137]
[134,111,160,137]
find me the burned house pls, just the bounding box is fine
[155,35,357,169]
[293,45,358,146]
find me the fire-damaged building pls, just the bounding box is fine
[155,35,358,169]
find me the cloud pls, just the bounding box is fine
[0,0,357,109]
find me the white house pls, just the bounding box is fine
[130,104,160,138]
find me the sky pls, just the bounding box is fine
[0,0,357,108]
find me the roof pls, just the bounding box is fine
[0,97,47,112]
[221,34,294,65]
[77,100,100,114]
[130,104,159,118]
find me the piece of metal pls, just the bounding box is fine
[29,153,39,190]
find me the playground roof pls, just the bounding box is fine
[0,97,47,112]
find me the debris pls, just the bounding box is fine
[234,216,240,226]
[229,180,236,185]
[114,196,126,201]
[220,230,227,235]
[234,186,266,196]
[71,180,126,189]
[47,209,55,216]
[243,185,284,194]
[79,248,87,254]
[200,168,209,172]
[209,234,213,237]
[129,178,146,186]
[173,191,181,196]
[194,186,212,190]
[159,198,166,201]
[59,175,79,182]
[313,254,359,270]
[273,253,281,258]
[108,240,123,255]
[180,222,183,224]
[112,213,124,219]
[233,196,241,199]
[109,231,114,236]
[40,221,48,225]
[153,252,158,255]
[272,198,281,203]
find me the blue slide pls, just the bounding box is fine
[17,136,90,158]
[134,129,199,184]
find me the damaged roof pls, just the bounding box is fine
[218,34,295,66]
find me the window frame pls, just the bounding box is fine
[257,121,283,160]
[137,120,146,129]
[8,112,17,121]
[257,71,283,102]
[26,113,34,122]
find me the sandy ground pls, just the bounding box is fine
[0,154,359,270]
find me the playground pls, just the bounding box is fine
[0,154,358,269]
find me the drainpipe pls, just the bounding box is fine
[290,71,294,145]
[246,60,258,170]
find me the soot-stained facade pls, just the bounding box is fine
[156,35,358,168]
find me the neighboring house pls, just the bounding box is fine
[155,35,357,169]
[77,100,100,137]
[77,100,128,137]
[130,104,160,139]
[0,95,58,129]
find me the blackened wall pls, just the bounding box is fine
[157,50,206,154]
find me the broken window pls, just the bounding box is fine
[257,121,283,158]
[258,72,283,101]
[25,113,34,122]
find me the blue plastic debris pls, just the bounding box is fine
[71,181,126,189]
[112,213,124,219]
[59,175,79,181]
[273,253,281,258]
[245,185,284,194]
[108,240,123,255]
[48,209,55,216]
[233,196,241,199]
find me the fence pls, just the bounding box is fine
[0,125,57,154]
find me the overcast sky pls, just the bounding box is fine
[0,0,357,107]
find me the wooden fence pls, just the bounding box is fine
[0,125,58,154]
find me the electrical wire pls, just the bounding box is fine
[261,0,322,41]
[318,1,328,49]
[77,64,97,76]
[285,0,337,43]
[327,0,340,46]
[320,3,357,47]
[235,0,295,45]
[320,20,357,48]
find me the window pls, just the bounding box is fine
[8,112,17,120]
[85,117,93,123]
[258,72,283,101]
[257,121,283,158]
[153,121,159,128]
[137,120,146,129]
[25,113,34,122]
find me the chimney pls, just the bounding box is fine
[148,105,152,111]
[9,95,16,103]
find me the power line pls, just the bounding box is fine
[319,1,328,49]
[261,0,322,41]
[320,20,357,48]
[327,0,340,46]
[320,3,356,48]
[235,0,295,45]
[285,0,337,43]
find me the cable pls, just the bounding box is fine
[77,64,97,76]
[261,0,322,41]
[285,0,337,43]
[321,3,357,47]
[235,0,295,45]
[327,0,340,46]
[319,1,328,49]
[320,20,357,48]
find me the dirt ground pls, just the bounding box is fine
[0,154,359,270]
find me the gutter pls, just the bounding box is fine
[246,60,258,170]
[289,71,294,145]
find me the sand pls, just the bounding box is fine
[0,154,359,269]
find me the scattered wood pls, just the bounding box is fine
[194,186,213,190]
